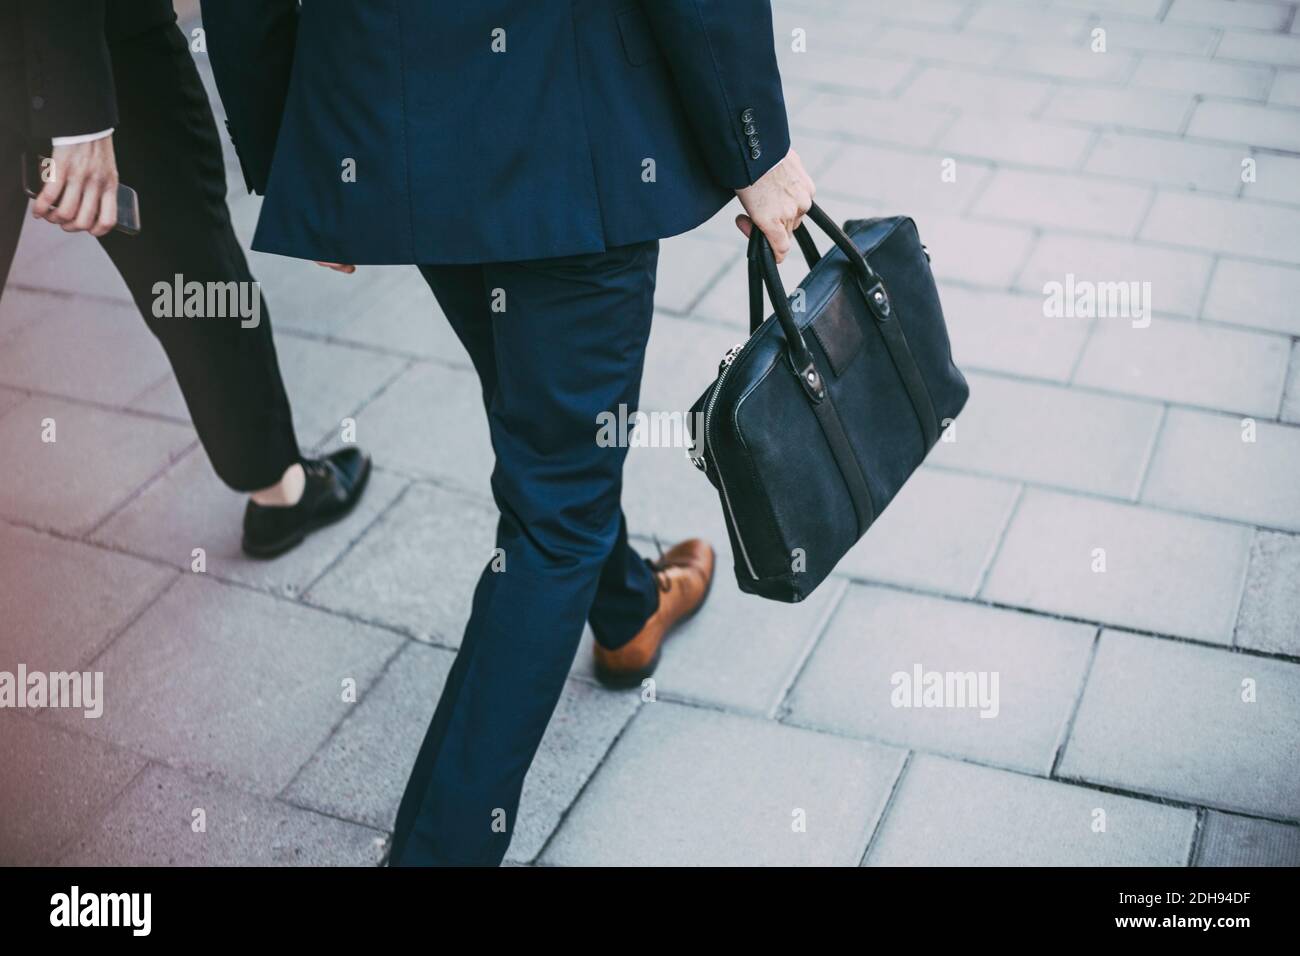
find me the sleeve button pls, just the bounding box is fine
[740,107,755,123]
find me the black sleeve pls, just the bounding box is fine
[638,0,791,190]
[18,0,118,140]
[198,0,300,194]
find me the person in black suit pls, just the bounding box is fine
[0,0,370,556]
[202,0,815,865]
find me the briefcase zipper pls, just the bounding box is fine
[701,341,760,581]
[690,343,743,473]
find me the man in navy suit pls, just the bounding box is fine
[201,0,815,866]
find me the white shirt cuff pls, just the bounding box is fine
[50,128,114,147]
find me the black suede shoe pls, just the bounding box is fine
[241,448,372,558]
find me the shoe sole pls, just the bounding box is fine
[241,456,373,560]
[593,546,716,690]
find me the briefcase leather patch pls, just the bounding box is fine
[808,291,865,379]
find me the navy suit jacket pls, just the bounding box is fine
[200,1,791,265]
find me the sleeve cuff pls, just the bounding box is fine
[50,128,114,147]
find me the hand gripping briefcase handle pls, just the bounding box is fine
[746,203,942,448]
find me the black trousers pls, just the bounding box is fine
[0,23,300,491]
[389,243,663,866]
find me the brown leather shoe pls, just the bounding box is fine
[593,538,715,688]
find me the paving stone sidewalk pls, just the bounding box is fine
[2,0,1300,866]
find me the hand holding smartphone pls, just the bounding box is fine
[21,151,141,236]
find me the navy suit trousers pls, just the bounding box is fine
[389,240,663,866]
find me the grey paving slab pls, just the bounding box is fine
[60,764,385,866]
[1284,341,1300,424]
[1043,86,1195,135]
[1142,193,1300,265]
[771,13,883,61]
[2,229,74,312]
[284,639,645,862]
[1131,55,1272,100]
[878,24,1014,67]
[0,716,147,865]
[900,65,1057,115]
[982,489,1252,644]
[1271,69,1300,108]
[1059,0,1165,20]
[252,259,424,339]
[348,361,494,491]
[260,334,408,448]
[1083,133,1247,194]
[864,754,1196,866]
[777,45,913,96]
[837,467,1019,597]
[939,284,1092,384]
[689,245,825,329]
[1195,812,1300,867]
[0,397,194,535]
[849,0,967,29]
[6,221,132,303]
[0,385,24,419]
[786,585,1096,774]
[1202,258,1300,337]
[1217,30,1300,67]
[92,448,408,599]
[1168,0,1292,31]
[818,142,995,214]
[0,283,51,331]
[333,284,471,366]
[687,196,750,245]
[305,482,497,645]
[1099,19,1219,56]
[963,5,1090,43]
[639,313,746,416]
[125,372,188,421]
[927,373,1163,499]
[571,556,845,716]
[541,702,905,866]
[1072,316,1290,417]
[49,575,403,796]
[913,213,1038,288]
[1142,408,1300,533]
[281,643,454,832]
[653,235,738,315]
[938,114,1093,169]
[1240,152,1300,206]
[971,169,1153,237]
[1059,630,1300,820]
[1188,100,1300,154]
[306,266,473,365]
[1233,530,1300,658]
[1016,233,1214,320]
[507,679,642,863]
[0,522,173,673]
[0,296,171,407]
[622,438,731,554]
[793,92,955,149]
[1002,42,1136,81]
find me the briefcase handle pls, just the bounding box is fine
[747,202,892,403]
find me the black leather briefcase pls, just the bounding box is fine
[687,204,969,602]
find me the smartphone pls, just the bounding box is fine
[21,152,141,236]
